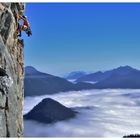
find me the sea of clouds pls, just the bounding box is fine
[24,89,140,137]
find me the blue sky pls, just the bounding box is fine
[23,3,140,76]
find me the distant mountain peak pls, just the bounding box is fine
[25,66,36,69]
[25,66,38,71]
[25,66,53,77]
[111,65,137,73]
[117,65,134,69]
[67,71,87,76]
[65,71,87,80]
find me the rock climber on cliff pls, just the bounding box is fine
[16,13,32,37]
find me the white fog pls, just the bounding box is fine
[24,89,140,137]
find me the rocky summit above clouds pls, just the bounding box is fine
[24,98,77,124]
[0,3,25,137]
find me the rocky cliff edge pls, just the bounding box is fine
[0,3,25,137]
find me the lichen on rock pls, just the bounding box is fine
[0,3,25,137]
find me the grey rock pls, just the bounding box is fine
[0,3,25,137]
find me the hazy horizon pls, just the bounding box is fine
[25,64,140,77]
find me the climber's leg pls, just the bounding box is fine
[26,28,32,37]
[17,25,23,37]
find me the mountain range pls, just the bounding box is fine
[74,66,140,89]
[75,66,139,83]
[25,66,140,97]
[24,66,94,96]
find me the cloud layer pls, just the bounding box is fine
[24,89,140,137]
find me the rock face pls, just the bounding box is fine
[24,98,76,124]
[0,3,25,137]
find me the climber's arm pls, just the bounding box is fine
[19,15,24,20]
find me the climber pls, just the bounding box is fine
[17,13,32,37]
